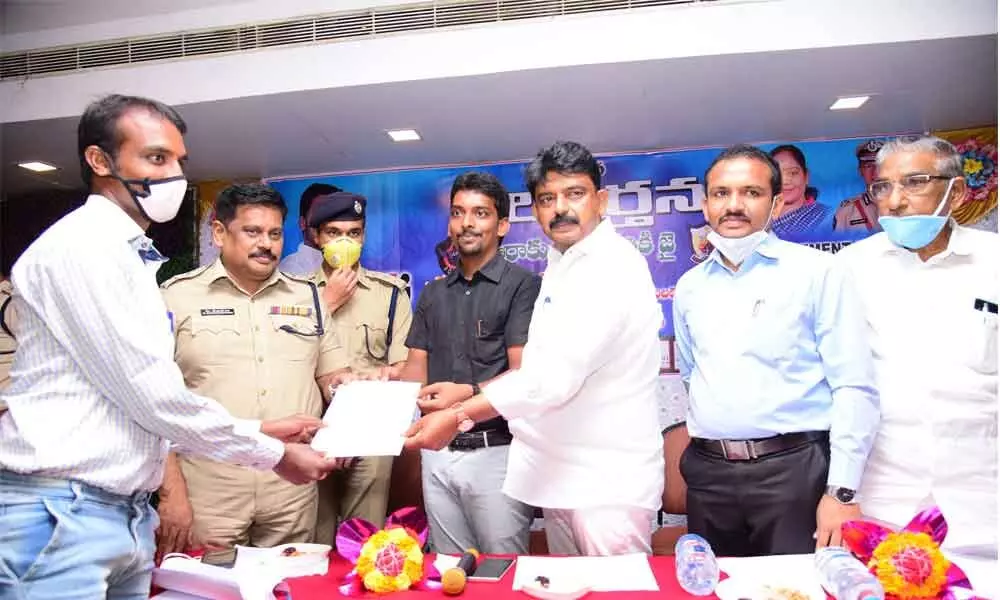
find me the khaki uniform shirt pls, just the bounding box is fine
[311,266,412,375]
[0,279,17,393]
[833,192,881,232]
[162,259,348,423]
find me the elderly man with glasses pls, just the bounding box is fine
[836,136,998,575]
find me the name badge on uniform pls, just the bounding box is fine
[200,308,235,317]
[269,305,313,318]
[974,298,998,315]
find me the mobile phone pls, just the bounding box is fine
[468,557,515,582]
[201,548,237,569]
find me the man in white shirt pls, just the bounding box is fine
[279,183,342,276]
[0,94,337,598]
[837,136,998,562]
[405,141,665,556]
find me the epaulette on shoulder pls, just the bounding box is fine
[282,271,320,287]
[367,270,407,290]
[160,264,212,289]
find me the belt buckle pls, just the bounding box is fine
[721,440,757,461]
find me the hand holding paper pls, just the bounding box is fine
[311,381,420,458]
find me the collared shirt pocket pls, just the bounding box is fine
[352,322,388,361]
[268,314,319,361]
[957,308,998,374]
[189,314,243,364]
[746,297,805,365]
[473,319,507,365]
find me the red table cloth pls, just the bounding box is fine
[286,555,703,599]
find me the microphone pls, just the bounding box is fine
[441,548,480,595]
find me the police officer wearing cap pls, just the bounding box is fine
[834,139,885,233]
[155,183,350,557]
[280,183,343,276]
[307,191,414,544]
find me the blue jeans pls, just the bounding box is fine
[0,471,158,599]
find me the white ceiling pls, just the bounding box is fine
[2,34,996,195]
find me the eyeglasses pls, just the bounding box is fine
[868,174,953,200]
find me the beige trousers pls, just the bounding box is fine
[313,455,394,544]
[181,458,317,548]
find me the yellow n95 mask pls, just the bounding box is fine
[322,237,362,269]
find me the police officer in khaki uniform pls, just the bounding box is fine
[156,184,350,555]
[0,275,17,394]
[834,139,884,233]
[307,191,413,544]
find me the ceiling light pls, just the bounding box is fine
[829,96,870,111]
[18,161,58,172]
[386,129,421,142]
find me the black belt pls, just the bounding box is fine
[448,429,513,451]
[691,431,828,461]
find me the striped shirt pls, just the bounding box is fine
[0,195,284,496]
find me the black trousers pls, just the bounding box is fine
[680,438,828,557]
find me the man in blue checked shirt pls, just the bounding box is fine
[672,144,879,557]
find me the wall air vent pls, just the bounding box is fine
[0,0,712,81]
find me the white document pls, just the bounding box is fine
[512,554,659,592]
[151,554,288,600]
[716,555,825,600]
[717,554,817,580]
[311,381,420,458]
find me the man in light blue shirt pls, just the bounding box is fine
[673,144,879,557]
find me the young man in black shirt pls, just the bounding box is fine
[403,172,540,554]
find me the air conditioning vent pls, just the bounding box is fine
[131,35,184,64]
[0,0,712,80]
[79,41,129,70]
[499,0,563,21]
[435,1,497,27]
[373,5,436,35]
[184,28,240,57]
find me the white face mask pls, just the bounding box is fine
[124,176,188,223]
[105,152,188,223]
[706,196,777,267]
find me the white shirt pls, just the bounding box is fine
[0,195,284,496]
[280,242,323,276]
[485,220,665,511]
[837,224,998,554]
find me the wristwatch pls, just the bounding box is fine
[825,485,857,505]
[453,403,475,433]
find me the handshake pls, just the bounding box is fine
[261,414,359,485]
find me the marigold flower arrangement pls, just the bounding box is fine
[335,506,441,595]
[841,506,981,600]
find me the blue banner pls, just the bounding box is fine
[267,137,884,340]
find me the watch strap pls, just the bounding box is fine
[825,485,857,504]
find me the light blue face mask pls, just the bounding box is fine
[877,177,956,250]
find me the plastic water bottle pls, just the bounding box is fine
[674,533,720,595]
[815,547,885,600]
